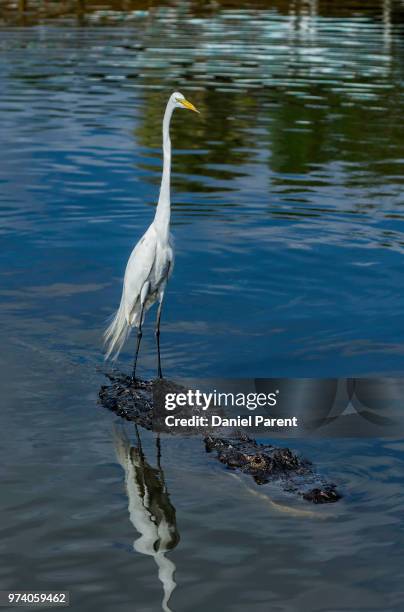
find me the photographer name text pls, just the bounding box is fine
[165,415,298,428]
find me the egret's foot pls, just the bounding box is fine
[131,376,154,391]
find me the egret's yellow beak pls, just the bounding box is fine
[180,98,200,113]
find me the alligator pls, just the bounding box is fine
[99,372,342,504]
[204,431,340,503]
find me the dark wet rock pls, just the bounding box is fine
[99,374,342,504]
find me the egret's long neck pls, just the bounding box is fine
[154,103,173,238]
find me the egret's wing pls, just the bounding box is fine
[123,224,157,321]
[167,239,174,277]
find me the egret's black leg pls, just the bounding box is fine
[155,298,164,379]
[133,303,145,381]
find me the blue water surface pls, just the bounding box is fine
[1,4,404,379]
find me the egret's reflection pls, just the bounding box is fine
[113,425,180,612]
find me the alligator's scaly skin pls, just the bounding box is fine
[204,431,341,503]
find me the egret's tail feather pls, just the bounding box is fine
[104,296,131,361]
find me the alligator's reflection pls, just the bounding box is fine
[113,425,180,612]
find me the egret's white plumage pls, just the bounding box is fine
[104,91,199,376]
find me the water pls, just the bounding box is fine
[1,2,404,610]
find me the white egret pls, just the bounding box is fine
[104,91,199,379]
